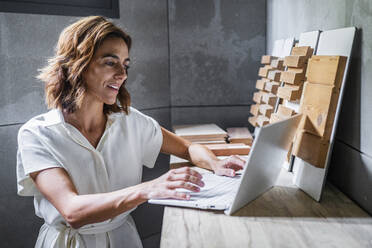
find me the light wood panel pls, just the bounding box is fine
[161,169,372,248]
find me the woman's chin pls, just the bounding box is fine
[104,98,116,106]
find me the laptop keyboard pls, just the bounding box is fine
[188,173,241,207]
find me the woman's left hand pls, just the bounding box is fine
[160,128,246,178]
[210,155,246,177]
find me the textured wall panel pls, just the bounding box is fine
[119,0,170,110]
[0,124,43,247]
[0,14,70,125]
[329,140,372,214]
[169,0,265,106]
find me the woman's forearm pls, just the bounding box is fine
[187,143,219,171]
[33,165,202,230]
[160,127,219,169]
[63,183,150,229]
[32,168,151,229]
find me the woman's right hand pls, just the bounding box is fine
[143,167,205,200]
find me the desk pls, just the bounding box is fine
[160,159,372,248]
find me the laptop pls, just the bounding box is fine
[149,114,301,215]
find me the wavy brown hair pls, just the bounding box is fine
[37,16,132,115]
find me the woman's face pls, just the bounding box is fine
[82,36,130,105]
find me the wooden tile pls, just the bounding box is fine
[264,81,280,94]
[267,70,281,81]
[258,65,273,78]
[252,91,263,103]
[277,85,303,101]
[248,115,258,127]
[299,82,340,140]
[270,58,284,69]
[290,46,314,57]
[249,103,260,116]
[269,113,283,123]
[261,55,278,64]
[259,104,274,118]
[255,79,266,90]
[298,114,319,136]
[256,115,270,127]
[261,92,277,106]
[306,56,347,89]
[293,130,329,168]
[277,104,295,117]
[284,55,307,68]
[280,69,305,85]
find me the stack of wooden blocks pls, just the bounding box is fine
[292,55,347,168]
[248,55,284,127]
[268,46,314,124]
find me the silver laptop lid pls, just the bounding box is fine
[225,114,301,215]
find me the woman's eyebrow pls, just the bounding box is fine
[102,54,130,63]
[102,53,119,59]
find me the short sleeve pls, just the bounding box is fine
[17,128,62,196]
[139,113,163,168]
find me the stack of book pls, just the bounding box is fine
[226,127,253,146]
[172,124,251,157]
[173,123,227,144]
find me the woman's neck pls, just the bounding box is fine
[63,99,106,134]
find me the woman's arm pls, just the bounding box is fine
[31,165,204,229]
[160,127,246,176]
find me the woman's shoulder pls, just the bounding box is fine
[19,109,62,135]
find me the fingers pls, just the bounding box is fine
[224,155,246,171]
[149,190,190,200]
[167,173,205,187]
[159,190,191,200]
[172,167,203,180]
[167,181,201,192]
[148,167,205,201]
[213,155,246,177]
[215,168,236,177]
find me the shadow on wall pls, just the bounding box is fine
[334,28,362,149]
[329,28,372,214]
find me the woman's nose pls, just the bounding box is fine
[115,65,127,80]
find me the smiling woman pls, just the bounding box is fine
[16,16,245,248]
[38,16,131,115]
[82,36,129,106]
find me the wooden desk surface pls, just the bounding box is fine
[160,161,372,248]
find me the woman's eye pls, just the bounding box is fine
[105,61,115,66]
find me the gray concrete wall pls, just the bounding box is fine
[267,0,372,214]
[0,1,265,247]
[168,0,266,129]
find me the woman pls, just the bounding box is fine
[16,16,245,248]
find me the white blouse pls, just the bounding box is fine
[16,107,163,248]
